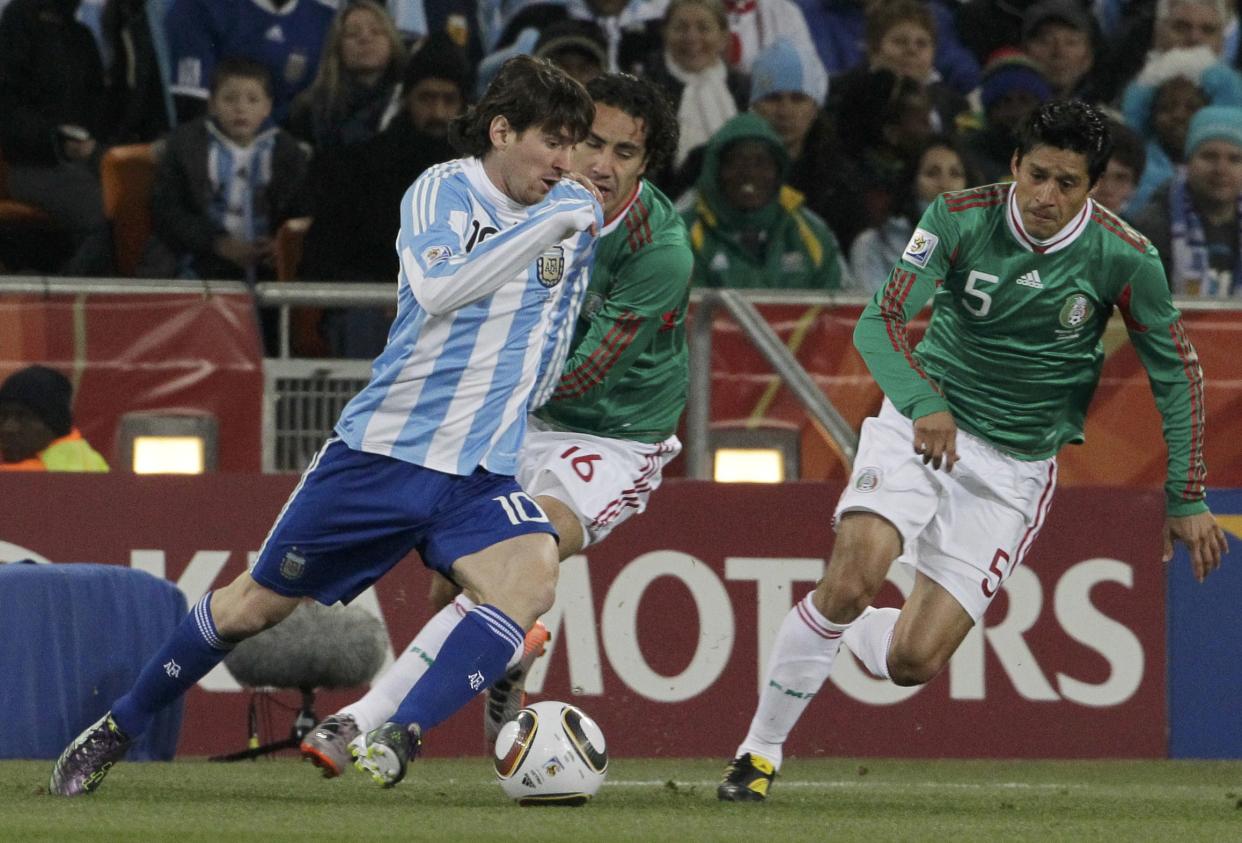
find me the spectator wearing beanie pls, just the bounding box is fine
[748,38,864,249]
[0,366,108,472]
[299,32,469,357]
[1121,45,1242,216]
[1132,104,1242,296]
[961,49,1053,184]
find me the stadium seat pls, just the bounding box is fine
[275,216,330,357]
[100,143,159,277]
[0,148,62,272]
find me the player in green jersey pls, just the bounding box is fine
[718,100,1230,802]
[300,73,694,777]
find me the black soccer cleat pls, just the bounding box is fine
[300,714,361,778]
[48,711,133,797]
[352,721,422,788]
[717,752,776,803]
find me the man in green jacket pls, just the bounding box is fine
[682,111,849,290]
[0,365,108,472]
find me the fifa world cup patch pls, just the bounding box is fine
[902,228,939,268]
[280,548,307,581]
[854,466,882,492]
[537,246,565,288]
[421,244,452,265]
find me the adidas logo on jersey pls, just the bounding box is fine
[265,24,285,42]
[1016,270,1043,289]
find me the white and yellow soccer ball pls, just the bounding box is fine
[493,700,608,806]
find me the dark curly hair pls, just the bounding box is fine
[585,73,680,179]
[449,55,594,158]
[1016,99,1114,185]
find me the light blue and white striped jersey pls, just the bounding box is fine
[335,156,599,476]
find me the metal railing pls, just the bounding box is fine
[4,276,1237,475]
[686,288,862,479]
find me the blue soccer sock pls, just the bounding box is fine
[390,604,524,733]
[111,592,234,738]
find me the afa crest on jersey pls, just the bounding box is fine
[903,228,939,268]
[537,247,565,288]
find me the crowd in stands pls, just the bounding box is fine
[2,0,1240,355]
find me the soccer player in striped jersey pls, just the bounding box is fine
[719,100,1230,802]
[299,73,695,775]
[49,55,603,797]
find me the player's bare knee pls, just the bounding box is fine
[815,577,872,623]
[523,552,560,616]
[817,564,888,623]
[886,646,948,687]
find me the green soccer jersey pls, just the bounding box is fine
[537,180,694,442]
[855,183,1207,516]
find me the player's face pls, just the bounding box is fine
[406,78,463,137]
[718,139,781,211]
[209,77,273,145]
[1089,158,1138,212]
[871,20,935,82]
[340,6,393,75]
[488,117,577,205]
[0,402,55,463]
[1010,144,1092,239]
[915,145,967,203]
[665,3,729,74]
[574,104,648,220]
[1187,139,1242,208]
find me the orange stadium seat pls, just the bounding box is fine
[100,143,158,277]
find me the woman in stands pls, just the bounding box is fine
[285,0,407,153]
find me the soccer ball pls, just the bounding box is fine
[493,700,608,806]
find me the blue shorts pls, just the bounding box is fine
[250,438,558,605]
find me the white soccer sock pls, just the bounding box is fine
[841,606,898,680]
[736,593,851,770]
[338,594,477,731]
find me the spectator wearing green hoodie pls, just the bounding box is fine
[680,111,848,290]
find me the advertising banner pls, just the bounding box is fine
[0,290,264,472]
[1,475,1167,759]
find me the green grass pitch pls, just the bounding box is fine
[4,757,1241,842]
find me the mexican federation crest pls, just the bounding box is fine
[536,246,565,288]
[1058,293,1093,329]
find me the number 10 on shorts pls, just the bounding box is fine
[493,492,550,526]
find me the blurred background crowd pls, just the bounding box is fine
[1,0,1240,358]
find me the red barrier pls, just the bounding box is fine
[1,475,1167,759]
[698,305,1242,488]
[0,291,264,472]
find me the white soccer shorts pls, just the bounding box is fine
[833,399,1058,621]
[517,415,681,548]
